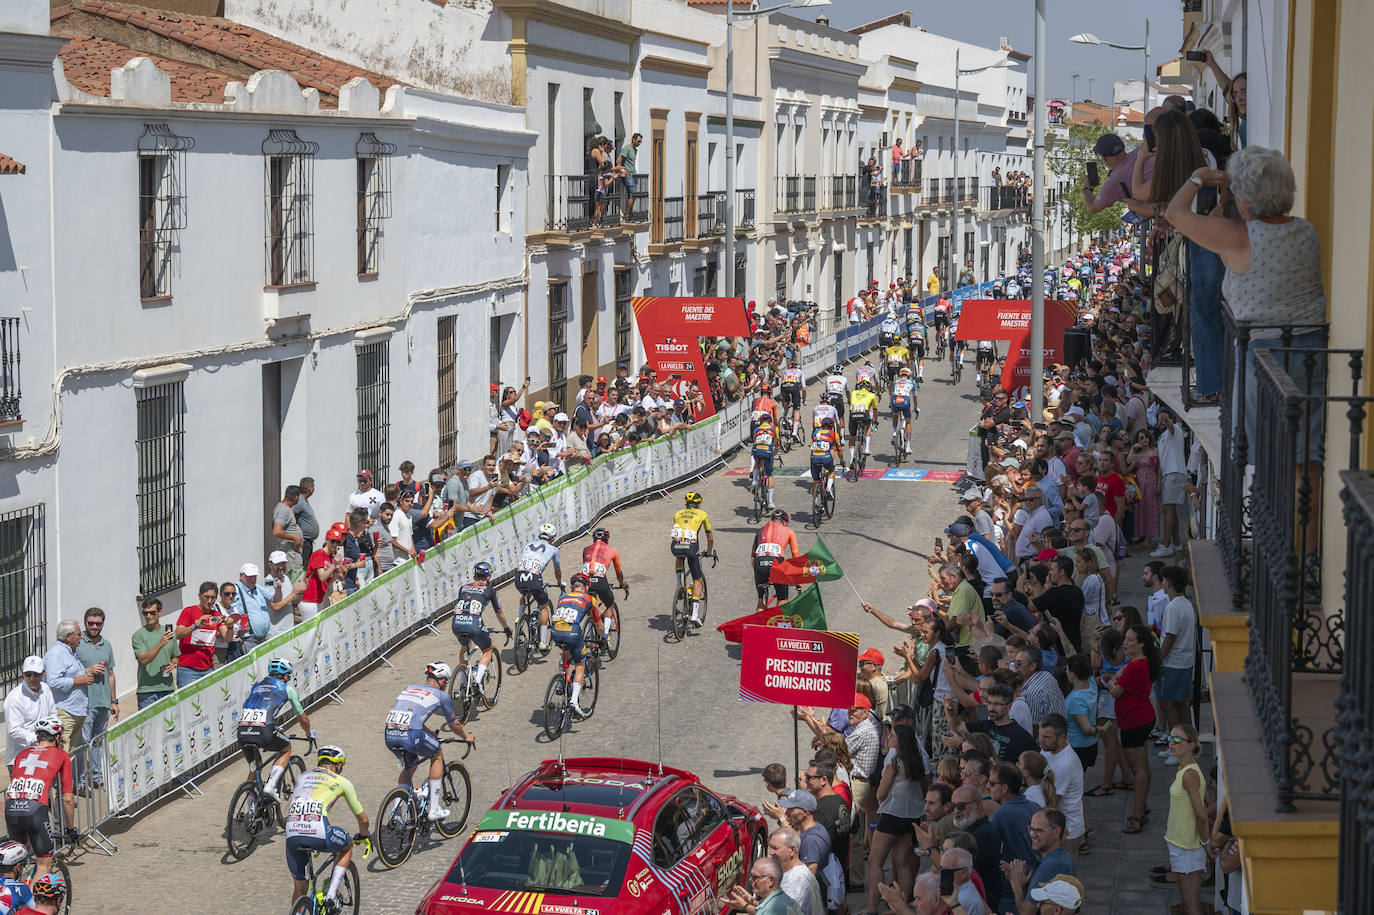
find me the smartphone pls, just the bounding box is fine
[940,868,955,897]
[934,536,943,552]
[1185,50,1207,62]
[164,624,173,636]
[1086,161,1100,188]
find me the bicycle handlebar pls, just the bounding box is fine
[709,551,719,569]
[440,736,475,758]
[353,835,372,859]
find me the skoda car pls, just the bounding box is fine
[417,757,767,915]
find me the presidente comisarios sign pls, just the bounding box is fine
[738,626,859,707]
[953,299,1078,398]
[630,297,753,418]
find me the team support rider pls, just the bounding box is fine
[284,745,369,912]
[383,662,473,822]
[752,510,800,611]
[450,563,510,693]
[670,492,715,628]
[581,528,628,619]
[237,657,314,801]
[515,523,564,651]
[3,717,74,879]
[549,575,605,718]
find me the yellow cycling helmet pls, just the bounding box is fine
[856,379,872,390]
[685,491,703,506]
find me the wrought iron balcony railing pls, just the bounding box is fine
[0,317,19,423]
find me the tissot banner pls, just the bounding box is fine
[953,298,1078,399]
[630,296,753,417]
[738,626,859,707]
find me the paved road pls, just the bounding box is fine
[66,357,1186,914]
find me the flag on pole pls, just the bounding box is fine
[768,536,844,585]
[717,584,829,643]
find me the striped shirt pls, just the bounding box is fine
[1020,670,1066,727]
[846,715,881,778]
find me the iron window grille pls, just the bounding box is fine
[614,269,633,369]
[437,316,457,470]
[0,317,20,423]
[356,132,396,276]
[356,340,391,483]
[136,383,185,597]
[263,129,319,286]
[549,282,569,409]
[0,504,46,695]
[137,124,192,299]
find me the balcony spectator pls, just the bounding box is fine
[173,583,228,689]
[75,607,116,791]
[5,655,55,775]
[618,132,642,216]
[348,469,384,520]
[271,484,305,579]
[131,598,177,711]
[44,620,94,755]
[236,561,301,648]
[294,476,319,559]
[1082,133,1151,219]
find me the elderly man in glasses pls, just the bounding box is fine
[726,856,799,915]
[3,655,55,777]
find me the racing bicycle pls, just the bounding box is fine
[226,733,310,860]
[512,585,559,674]
[543,636,606,740]
[934,330,947,361]
[448,628,505,722]
[811,469,836,527]
[951,350,963,384]
[670,551,718,642]
[891,416,909,467]
[374,738,473,869]
[11,786,74,915]
[595,586,625,661]
[848,418,871,481]
[749,461,773,524]
[288,836,369,915]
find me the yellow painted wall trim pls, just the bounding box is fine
[1201,616,1249,672]
[1233,824,1338,915]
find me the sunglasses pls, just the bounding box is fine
[1164,735,1190,745]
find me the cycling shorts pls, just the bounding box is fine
[891,401,912,419]
[4,807,52,858]
[675,550,704,581]
[779,384,802,409]
[237,728,289,755]
[810,455,834,481]
[552,626,587,664]
[514,571,550,608]
[384,728,441,769]
[933,314,949,327]
[752,453,775,478]
[451,619,491,651]
[910,339,926,359]
[849,413,871,438]
[586,575,617,611]
[752,559,789,601]
[977,350,995,369]
[286,823,351,880]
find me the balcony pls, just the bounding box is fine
[892,157,922,191]
[0,317,19,424]
[984,184,1029,211]
[925,178,952,207]
[694,192,724,239]
[774,176,817,218]
[652,195,685,245]
[545,173,648,233]
[736,188,756,230]
[821,176,860,212]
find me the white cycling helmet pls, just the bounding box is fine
[539,523,557,542]
[33,716,62,741]
[426,661,453,681]
[0,841,28,867]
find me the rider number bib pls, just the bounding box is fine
[671,525,698,545]
[453,598,483,621]
[585,561,608,576]
[5,777,43,802]
[755,542,784,558]
[385,709,413,731]
[240,708,269,727]
[286,798,327,837]
[811,439,832,457]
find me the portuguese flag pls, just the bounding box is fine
[769,536,844,585]
[718,584,828,644]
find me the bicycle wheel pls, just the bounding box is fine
[53,858,71,915]
[543,673,568,740]
[669,587,690,642]
[480,652,502,709]
[225,780,263,860]
[575,667,600,719]
[335,860,362,914]
[823,484,836,520]
[812,485,823,526]
[699,577,709,624]
[513,611,532,674]
[433,762,473,838]
[602,605,621,660]
[374,786,418,869]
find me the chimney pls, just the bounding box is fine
[815,14,829,26]
[999,36,1011,50]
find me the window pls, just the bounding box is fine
[938,235,952,287]
[495,164,512,234]
[903,227,913,278]
[833,250,843,320]
[356,132,396,276]
[614,268,633,369]
[356,340,390,482]
[652,790,704,867]
[549,282,568,408]
[136,382,184,597]
[866,241,874,288]
[0,504,46,694]
[137,124,191,299]
[0,318,21,423]
[437,316,457,470]
[775,261,787,303]
[263,129,319,286]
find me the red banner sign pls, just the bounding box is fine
[738,626,859,707]
[953,299,1079,399]
[630,297,753,418]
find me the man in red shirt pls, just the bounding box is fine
[4,717,75,878]
[175,581,229,689]
[1094,452,1127,524]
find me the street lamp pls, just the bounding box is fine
[1069,18,1151,118]
[724,0,831,301]
[952,50,1012,289]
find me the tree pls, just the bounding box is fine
[1046,122,1127,247]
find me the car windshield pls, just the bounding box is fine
[446,830,632,897]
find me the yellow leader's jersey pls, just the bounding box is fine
[885,345,911,364]
[671,508,712,546]
[849,389,879,416]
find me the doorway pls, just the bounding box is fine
[581,269,599,379]
[261,358,304,557]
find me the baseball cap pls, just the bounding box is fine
[889,703,915,721]
[597,376,608,384]
[1000,457,1021,468]
[1035,548,1060,561]
[945,521,973,536]
[239,563,260,578]
[673,399,686,409]
[268,550,289,565]
[779,789,817,812]
[858,648,885,666]
[960,489,981,502]
[852,692,872,710]
[490,383,499,392]
[430,472,446,484]
[456,460,473,471]
[1093,133,1126,157]
[21,656,43,674]
[1029,879,1083,908]
[1066,405,1085,417]
[356,469,373,479]
[553,412,569,422]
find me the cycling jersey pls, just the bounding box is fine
[884,345,910,365]
[823,374,848,395]
[751,423,778,459]
[977,340,995,352]
[849,389,878,417]
[518,540,561,577]
[810,428,839,458]
[812,404,839,429]
[451,581,500,650]
[384,683,458,766]
[752,521,798,564]
[670,508,712,556]
[0,876,33,913]
[781,368,804,387]
[855,365,878,387]
[904,305,925,328]
[751,395,778,424]
[4,746,71,817]
[550,592,601,663]
[284,767,364,880]
[581,541,621,579]
[891,377,917,412]
[237,676,303,747]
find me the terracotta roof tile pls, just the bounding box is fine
[54,30,240,104]
[0,155,26,175]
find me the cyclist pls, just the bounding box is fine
[284,745,369,913]
[778,360,806,442]
[884,338,910,382]
[877,315,902,350]
[515,523,564,651]
[810,416,841,497]
[3,717,74,879]
[0,842,34,912]
[751,509,800,611]
[17,873,61,915]
[748,381,780,481]
[383,662,473,822]
[975,339,998,387]
[890,366,918,455]
[750,414,779,509]
[670,492,715,628]
[237,657,314,801]
[848,378,878,465]
[811,397,840,438]
[820,364,847,442]
[991,275,1005,300]
[948,316,964,368]
[450,563,511,693]
[932,293,951,347]
[905,307,929,383]
[581,528,628,619]
[549,575,605,717]
[855,360,878,393]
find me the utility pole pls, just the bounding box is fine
[1030,0,1046,415]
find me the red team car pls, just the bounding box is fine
[417,757,768,915]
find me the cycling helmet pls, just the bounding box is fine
[592,528,611,542]
[899,366,913,377]
[473,561,493,578]
[856,379,872,390]
[267,657,292,677]
[831,364,844,375]
[684,491,703,506]
[31,874,64,901]
[0,841,28,868]
[426,661,453,681]
[863,360,873,367]
[821,416,836,428]
[317,745,347,766]
[771,509,791,524]
[569,573,591,590]
[539,523,557,542]
[33,716,62,741]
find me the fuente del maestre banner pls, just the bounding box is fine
[100,320,877,816]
